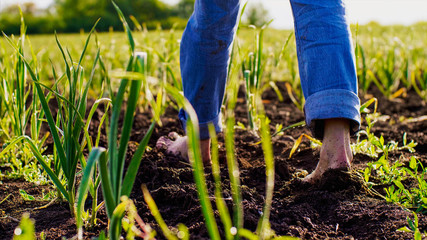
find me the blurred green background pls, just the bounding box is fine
[0,0,276,34]
[0,0,197,34]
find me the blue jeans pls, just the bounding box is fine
[179,0,360,140]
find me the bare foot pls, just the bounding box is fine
[303,119,352,184]
[156,132,211,164]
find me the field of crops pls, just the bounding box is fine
[1,7,427,240]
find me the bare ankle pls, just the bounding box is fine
[324,118,350,138]
[322,118,352,166]
[200,139,211,164]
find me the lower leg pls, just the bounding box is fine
[303,118,352,183]
[179,0,241,140]
[290,1,359,182]
[157,0,240,164]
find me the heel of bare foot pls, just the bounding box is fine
[303,118,352,184]
[155,132,211,164]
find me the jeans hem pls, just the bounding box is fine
[304,89,360,139]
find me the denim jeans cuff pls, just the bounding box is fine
[179,109,222,140]
[304,89,361,139]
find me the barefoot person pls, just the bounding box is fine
[158,0,360,183]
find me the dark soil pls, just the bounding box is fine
[1,82,427,239]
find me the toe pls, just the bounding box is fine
[302,171,319,184]
[156,136,173,150]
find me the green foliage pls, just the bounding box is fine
[0,14,64,35]
[352,111,416,159]
[77,60,156,239]
[355,24,370,93]
[357,109,427,214]
[1,6,427,239]
[368,46,407,99]
[0,0,190,34]
[76,4,156,239]
[380,156,427,212]
[0,138,51,184]
[110,196,156,240]
[241,20,273,131]
[19,189,35,201]
[1,16,112,235]
[353,23,427,100]
[55,0,174,32]
[0,9,50,185]
[0,3,63,34]
[18,189,56,202]
[398,212,425,240]
[24,22,100,212]
[412,65,427,101]
[173,0,195,19]
[243,3,270,27]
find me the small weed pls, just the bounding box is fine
[398,212,425,240]
[19,189,56,201]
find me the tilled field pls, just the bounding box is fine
[1,84,427,239]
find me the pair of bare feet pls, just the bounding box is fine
[156,118,352,183]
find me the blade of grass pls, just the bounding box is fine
[77,19,100,69]
[76,148,106,239]
[81,98,112,153]
[272,120,305,138]
[109,0,136,203]
[108,75,129,206]
[110,198,128,240]
[227,1,247,80]
[360,98,378,114]
[255,19,273,89]
[99,147,116,218]
[112,1,135,53]
[224,60,244,238]
[165,84,220,240]
[209,124,233,240]
[289,134,322,159]
[257,114,275,239]
[115,77,142,202]
[225,114,243,237]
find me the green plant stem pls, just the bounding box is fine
[258,115,275,239]
[225,115,243,238]
[165,84,220,240]
[209,124,233,240]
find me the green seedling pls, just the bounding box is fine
[1,18,113,232]
[241,19,273,131]
[368,45,407,99]
[76,3,156,239]
[0,9,49,186]
[355,24,372,93]
[412,65,427,101]
[398,212,424,240]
